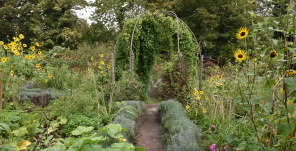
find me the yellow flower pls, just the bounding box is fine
[1,57,8,62]
[8,42,17,47]
[91,57,94,60]
[19,34,25,39]
[216,75,222,79]
[216,101,220,104]
[199,91,204,95]
[4,45,8,49]
[195,96,201,100]
[38,51,42,55]
[48,74,53,78]
[186,105,190,110]
[199,103,203,106]
[287,100,294,105]
[118,138,126,142]
[236,27,249,39]
[17,140,31,151]
[107,65,111,68]
[14,52,20,56]
[87,67,91,71]
[10,71,14,76]
[11,47,18,52]
[23,44,27,47]
[25,55,30,59]
[98,66,102,69]
[210,78,215,83]
[35,42,40,47]
[205,96,209,100]
[99,54,104,57]
[280,88,285,93]
[13,36,19,42]
[92,63,97,66]
[44,79,48,83]
[100,60,105,65]
[234,49,247,62]
[101,71,104,74]
[30,46,36,51]
[202,109,207,113]
[36,64,41,68]
[0,41,4,45]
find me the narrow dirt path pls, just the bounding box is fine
[137,104,163,151]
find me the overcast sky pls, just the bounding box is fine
[74,0,95,24]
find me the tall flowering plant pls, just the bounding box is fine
[0,34,46,110]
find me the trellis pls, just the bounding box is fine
[111,12,204,99]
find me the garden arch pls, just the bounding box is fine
[114,12,201,101]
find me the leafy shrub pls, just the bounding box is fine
[111,101,147,144]
[61,114,98,137]
[158,100,201,151]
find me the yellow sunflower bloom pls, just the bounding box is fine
[4,45,8,49]
[107,65,111,68]
[202,109,207,113]
[185,105,190,110]
[19,34,25,39]
[236,27,249,39]
[23,44,27,47]
[1,57,8,62]
[38,51,42,55]
[99,54,104,57]
[48,74,53,78]
[234,49,247,62]
[0,41,4,45]
[100,60,105,65]
[30,46,36,51]
[35,42,40,47]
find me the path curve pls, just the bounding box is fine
[137,104,163,151]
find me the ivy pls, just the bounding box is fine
[115,13,198,101]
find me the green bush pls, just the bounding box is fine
[61,114,98,137]
[158,100,201,151]
[111,101,147,144]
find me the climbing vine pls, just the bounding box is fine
[115,13,198,101]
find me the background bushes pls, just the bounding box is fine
[158,100,201,151]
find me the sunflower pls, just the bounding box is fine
[19,34,25,39]
[269,51,278,58]
[30,46,36,51]
[107,65,111,68]
[23,44,27,47]
[236,27,249,39]
[38,51,42,55]
[234,49,247,62]
[0,41,4,45]
[48,74,53,78]
[1,57,8,62]
[99,54,104,58]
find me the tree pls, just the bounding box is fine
[0,0,39,44]
[30,0,88,49]
[91,0,145,30]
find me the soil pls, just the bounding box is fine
[137,104,163,151]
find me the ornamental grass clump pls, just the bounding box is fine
[111,101,147,143]
[158,100,201,151]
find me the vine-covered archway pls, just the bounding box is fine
[115,12,199,101]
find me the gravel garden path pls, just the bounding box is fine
[137,104,163,151]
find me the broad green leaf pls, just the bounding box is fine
[12,127,28,137]
[104,124,125,138]
[59,118,67,125]
[264,147,276,151]
[0,123,12,136]
[50,121,59,128]
[71,126,94,136]
[284,77,296,92]
[108,142,135,150]
[278,124,293,137]
[9,116,21,122]
[236,141,247,150]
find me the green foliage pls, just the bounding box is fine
[158,100,201,151]
[111,101,147,143]
[42,124,144,151]
[62,114,98,137]
[116,13,198,101]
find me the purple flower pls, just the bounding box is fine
[232,147,237,150]
[210,144,219,151]
[211,125,216,128]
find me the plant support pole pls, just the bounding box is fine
[199,55,203,90]
[111,53,115,84]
